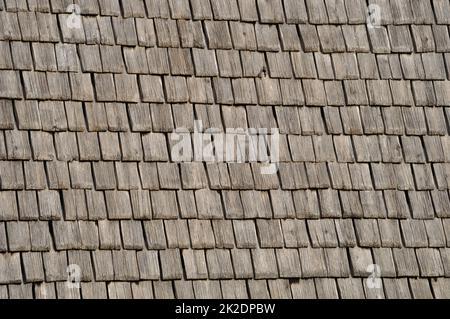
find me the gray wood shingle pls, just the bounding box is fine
[137,251,159,280]
[151,191,179,219]
[143,220,166,249]
[121,220,145,249]
[393,248,419,277]
[0,253,22,284]
[112,250,139,281]
[204,20,232,49]
[160,249,183,280]
[105,191,132,219]
[276,249,301,278]
[252,249,278,279]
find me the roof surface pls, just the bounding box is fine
[0,0,450,299]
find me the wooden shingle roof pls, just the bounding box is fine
[0,0,449,299]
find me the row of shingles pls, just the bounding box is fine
[5,12,450,77]
[0,8,158,46]
[25,0,450,26]
[2,280,179,299]
[2,1,450,55]
[297,0,450,27]
[0,158,449,221]
[0,152,441,219]
[234,245,450,299]
[2,138,450,220]
[172,9,450,56]
[0,241,343,291]
[277,106,450,137]
[4,14,450,75]
[1,244,449,297]
[289,53,450,81]
[278,277,449,299]
[2,0,259,22]
[177,245,450,282]
[1,182,448,283]
[0,3,324,51]
[1,189,448,292]
[4,3,450,58]
[237,100,446,222]
[5,101,450,157]
[275,157,450,219]
[2,277,450,299]
[70,13,450,55]
[3,95,450,143]
[0,280,156,299]
[271,151,450,219]
[286,277,449,299]
[2,142,449,220]
[0,0,179,19]
[2,112,450,220]
[2,99,450,159]
[1,205,449,279]
[6,8,450,73]
[333,247,450,299]
[7,63,450,105]
[241,0,450,27]
[0,128,272,194]
[2,181,450,265]
[243,52,450,83]
[4,61,450,109]
[2,278,319,299]
[0,278,375,299]
[38,57,450,106]
[5,90,450,135]
[68,276,450,299]
[0,247,156,289]
[0,212,448,300]
[289,277,450,299]
[3,15,450,105]
[0,0,366,24]
[2,0,448,26]
[217,276,450,299]
[3,102,450,197]
[3,202,448,250]
[4,99,450,168]
[284,128,450,194]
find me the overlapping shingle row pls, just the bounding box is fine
[0,0,450,299]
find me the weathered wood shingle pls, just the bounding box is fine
[0,0,449,300]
